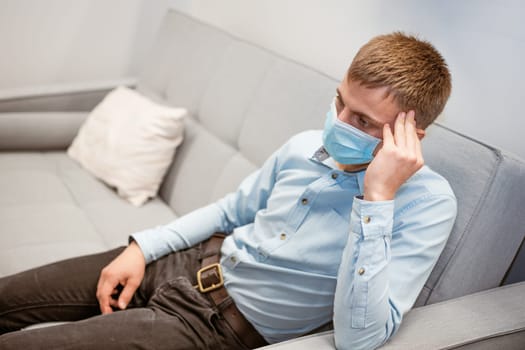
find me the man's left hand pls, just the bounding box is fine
[363,110,424,201]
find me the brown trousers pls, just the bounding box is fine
[0,241,257,349]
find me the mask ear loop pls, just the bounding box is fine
[330,98,339,121]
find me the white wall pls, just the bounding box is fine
[0,0,169,90]
[0,0,523,159]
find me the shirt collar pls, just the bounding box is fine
[309,146,366,194]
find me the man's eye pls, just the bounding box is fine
[357,116,369,127]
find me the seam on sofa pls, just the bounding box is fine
[400,283,525,349]
[235,58,274,153]
[502,234,525,284]
[447,327,525,349]
[416,284,432,305]
[413,281,525,311]
[190,41,234,124]
[51,152,82,210]
[433,123,525,166]
[258,330,335,349]
[0,78,137,103]
[433,123,500,153]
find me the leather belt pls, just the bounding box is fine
[196,233,268,349]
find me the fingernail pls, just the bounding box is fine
[119,302,126,309]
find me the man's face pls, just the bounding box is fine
[335,76,400,140]
[332,76,401,172]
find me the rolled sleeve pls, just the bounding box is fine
[129,203,227,264]
[129,227,180,264]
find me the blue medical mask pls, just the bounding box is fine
[322,100,381,165]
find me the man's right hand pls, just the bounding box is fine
[96,241,146,314]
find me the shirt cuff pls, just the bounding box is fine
[129,225,187,264]
[350,196,394,239]
[129,228,161,264]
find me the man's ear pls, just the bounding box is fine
[416,129,426,140]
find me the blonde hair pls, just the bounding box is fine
[347,32,451,128]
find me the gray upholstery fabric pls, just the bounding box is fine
[0,9,524,349]
[159,117,245,215]
[0,152,175,276]
[0,88,114,113]
[237,59,335,165]
[138,12,232,116]
[384,281,525,349]
[199,41,273,147]
[417,125,525,305]
[455,331,525,350]
[504,240,525,284]
[0,112,87,150]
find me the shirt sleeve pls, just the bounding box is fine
[130,147,282,264]
[333,193,457,350]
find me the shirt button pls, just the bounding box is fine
[331,173,338,179]
[363,216,371,224]
[230,256,237,263]
[301,198,308,205]
[358,267,365,275]
[280,233,287,240]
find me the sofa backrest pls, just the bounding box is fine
[137,11,335,214]
[415,124,525,304]
[136,10,525,306]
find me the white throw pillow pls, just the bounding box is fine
[67,86,186,206]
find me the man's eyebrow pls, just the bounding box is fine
[335,88,383,126]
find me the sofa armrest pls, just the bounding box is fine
[0,112,87,150]
[257,281,525,350]
[0,78,138,151]
[0,78,136,113]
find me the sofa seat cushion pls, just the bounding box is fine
[0,151,176,277]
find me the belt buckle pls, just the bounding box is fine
[196,263,224,293]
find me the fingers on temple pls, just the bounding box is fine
[405,111,418,150]
[394,112,407,148]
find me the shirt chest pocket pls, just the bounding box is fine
[288,208,350,275]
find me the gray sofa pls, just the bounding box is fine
[1,10,524,349]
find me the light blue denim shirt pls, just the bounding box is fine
[132,130,457,349]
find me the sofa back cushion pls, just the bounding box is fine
[137,11,335,214]
[136,10,525,306]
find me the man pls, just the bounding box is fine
[0,32,456,350]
